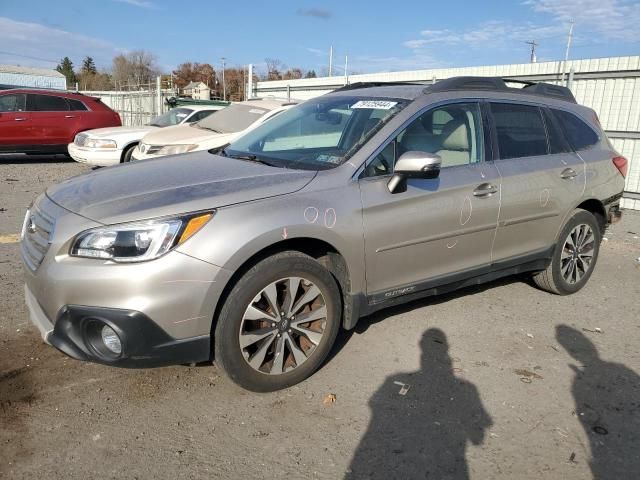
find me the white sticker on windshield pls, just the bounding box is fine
[249,109,266,114]
[351,100,398,110]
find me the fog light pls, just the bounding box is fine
[101,325,122,355]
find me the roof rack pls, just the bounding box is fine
[334,81,428,92]
[424,76,576,103]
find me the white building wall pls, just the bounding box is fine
[0,70,66,90]
[255,56,640,209]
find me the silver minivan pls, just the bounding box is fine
[21,77,626,391]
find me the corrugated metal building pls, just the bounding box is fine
[255,56,640,210]
[0,64,66,90]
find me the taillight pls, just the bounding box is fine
[612,156,628,178]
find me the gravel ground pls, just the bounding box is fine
[1,155,639,480]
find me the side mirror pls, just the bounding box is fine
[387,151,442,193]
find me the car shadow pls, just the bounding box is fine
[324,275,525,368]
[556,325,640,479]
[0,154,72,164]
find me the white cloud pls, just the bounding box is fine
[525,0,640,42]
[0,17,121,69]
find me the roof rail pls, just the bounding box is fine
[334,81,428,92]
[424,76,576,103]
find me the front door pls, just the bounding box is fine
[359,102,501,302]
[0,93,31,146]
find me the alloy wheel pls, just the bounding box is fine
[239,277,328,375]
[561,223,595,284]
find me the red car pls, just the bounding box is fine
[0,88,121,154]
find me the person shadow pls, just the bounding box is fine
[556,325,640,479]
[345,328,492,480]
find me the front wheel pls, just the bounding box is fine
[121,144,137,163]
[214,251,342,392]
[532,209,601,295]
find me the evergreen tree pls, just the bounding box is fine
[56,57,76,87]
[304,70,317,78]
[81,56,97,75]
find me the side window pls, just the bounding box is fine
[68,98,88,111]
[552,109,599,151]
[363,102,483,177]
[28,94,69,112]
[542,108,571,154]
[491,103,547,159]
[0,94,26,112]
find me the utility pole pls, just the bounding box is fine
[561,21,574,83]
[221,57,226,101]
[525,40,538,63]
[328,46,333,77]
[344,55,348,85]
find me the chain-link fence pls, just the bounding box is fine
[81,78,176,126]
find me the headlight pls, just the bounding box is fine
[156,144,198,155]
[84,138,117,149]
[70,212,213,262]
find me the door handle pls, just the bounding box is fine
[14,117,27,121]
[65,115,77,119]
[473,183,498,197]
[560,167,577,179]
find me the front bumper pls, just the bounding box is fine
[68,143,121,167]
[50,304,210,367]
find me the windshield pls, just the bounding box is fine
[196,103,271,133]
[149,108,193,127]
[224,96,406,170]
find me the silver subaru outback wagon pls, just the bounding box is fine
[21,77,626,391]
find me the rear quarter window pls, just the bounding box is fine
[552,109,599,151]
[68,98,88,111]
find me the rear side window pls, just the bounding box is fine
[490,103,547,159]
[552,109,599,151]
[68,98,88,111]
[28,94,69,111]
[0,94,26,112]
[542,108,571,154]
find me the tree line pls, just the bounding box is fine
[56,52,317,101]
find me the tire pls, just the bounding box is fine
[532,209,601,295]
[121,144,137,163]
[215,251,341,392]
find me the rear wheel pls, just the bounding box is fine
[532,209,601,295]
[214,251,341,392]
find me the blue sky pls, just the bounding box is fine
[0,0,639,76]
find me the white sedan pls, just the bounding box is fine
[132,98,297,161]
[68,105,224,166]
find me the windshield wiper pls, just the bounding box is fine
[222,149,277,167]
[197,125,221,133]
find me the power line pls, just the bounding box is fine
[0,50,59,64]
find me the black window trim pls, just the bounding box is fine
[549,106,601,153]
[356,98,490,181]
[67,97,89,112]
[487,99,551,161]
[540,106,573,155]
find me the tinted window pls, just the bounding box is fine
[68,98,88,111]
[365,102,484,177]
[29,94,69,111]
[186,110,215,123]
[552,109,599,151]
[491,103,547,159]
[0,94,26,112]
[542,108,571,154]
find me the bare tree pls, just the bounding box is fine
[112,50,159,88]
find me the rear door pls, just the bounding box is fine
[65,97,90,136]
[489,102,585,262]
[0,93,31,146]
[27,93,73,145]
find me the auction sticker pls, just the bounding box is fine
[351,100,398,110]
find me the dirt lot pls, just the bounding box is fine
[1,154,639,479]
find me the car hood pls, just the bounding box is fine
[46,151,317,224]
[83,125,158,138]
[141,123,225,146]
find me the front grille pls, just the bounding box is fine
[74,134,88,146]
[21,196,56,271]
